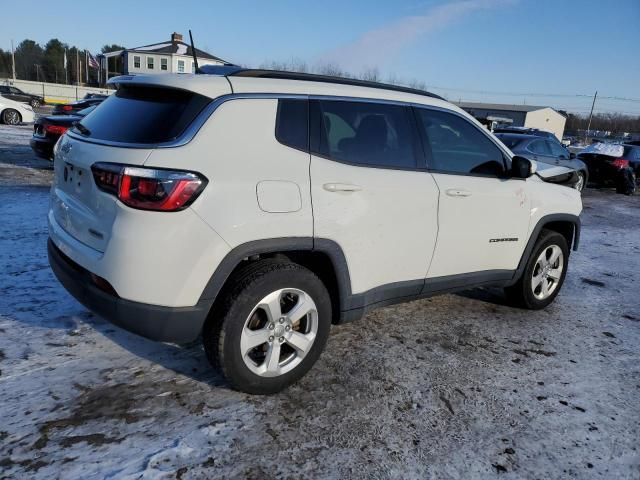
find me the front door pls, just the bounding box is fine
[413,107,531,279]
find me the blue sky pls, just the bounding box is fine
[3,0,639,114]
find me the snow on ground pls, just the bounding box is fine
[0,126,639,479]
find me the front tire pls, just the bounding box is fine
[505,229,569,309]
[2,109,21,125]
[203,259,332,394]
[30,99,41,108]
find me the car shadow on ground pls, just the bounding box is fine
[455,287,512,307]
[87,312,229,389]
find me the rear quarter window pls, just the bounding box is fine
[74,85,210,144]
[275,99,309,151]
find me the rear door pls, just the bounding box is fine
[413,107,530,278]
[309,99,439,297]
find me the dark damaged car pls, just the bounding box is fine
[30,106,97,160]
[578,143,638,195]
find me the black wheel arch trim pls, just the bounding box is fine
[507,213,581,286]
[198,237,354,313]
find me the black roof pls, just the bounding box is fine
[198,65,444,101]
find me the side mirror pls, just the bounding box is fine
[569,152,576,159]
[511,156,534,178]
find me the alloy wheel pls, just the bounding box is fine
[240,288,318,377]
[531,245,564,300]
[3,109,20,125]
[574,172,585,192]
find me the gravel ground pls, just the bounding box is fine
[0,124,639,479]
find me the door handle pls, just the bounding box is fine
[323,183,362,192]
[445,189,472,197]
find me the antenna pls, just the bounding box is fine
[188,30,200,74]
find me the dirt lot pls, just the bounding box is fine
[0,124,639,479]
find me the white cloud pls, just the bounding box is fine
[317,0,515,71]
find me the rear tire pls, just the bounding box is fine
[30,99,41,108]
[203,259,332,394]
[505,229,569,309]
[2,109,21,125]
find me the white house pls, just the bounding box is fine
[101,32,228,81]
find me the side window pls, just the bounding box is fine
[415,108,505,176]
[548,141,567,157]
[313,100,416,169]
[10,87,21,94]
[275,99,308,151]
[161,58,168,71]
[147,57,154,69]
[528,140,551,155]
[133,56,141,69]
[177,60,185,73]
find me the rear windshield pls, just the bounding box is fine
[73,85,210,144]
[496,135,525,149]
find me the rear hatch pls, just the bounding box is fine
[51,83,215,252]
[578,143,625,182]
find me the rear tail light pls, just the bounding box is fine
[62,105,73,111]
[610,158,629,169]
[44,124,68,135]
[91,163,207,212]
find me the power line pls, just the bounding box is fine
[427,86,640,103]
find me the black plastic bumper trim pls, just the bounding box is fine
[48,239,210,343]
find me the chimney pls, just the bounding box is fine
[171,32,183,42]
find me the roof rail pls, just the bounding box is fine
[198,65,444,101]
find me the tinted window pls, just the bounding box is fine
[528,139,551,155]
[74,85,210,144]
[416,108,505,175]
[275,99,308,151]
[496,135,525,150]
[313,100,416,169]
[548,141,567,157]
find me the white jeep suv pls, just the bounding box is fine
[48,67,582,394]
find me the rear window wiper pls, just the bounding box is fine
[74,123,91,137]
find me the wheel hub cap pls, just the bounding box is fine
[240,288,318,378]
[531,245,564,300]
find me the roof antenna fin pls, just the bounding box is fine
[189,30,200,74]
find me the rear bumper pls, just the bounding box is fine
[48,239,211,343]
[30,136,54,160]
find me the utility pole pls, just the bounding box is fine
[11,39,16,80]
[586,91,598,141]
[35,64,40,82]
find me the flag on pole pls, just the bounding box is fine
[87,52,100,69]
